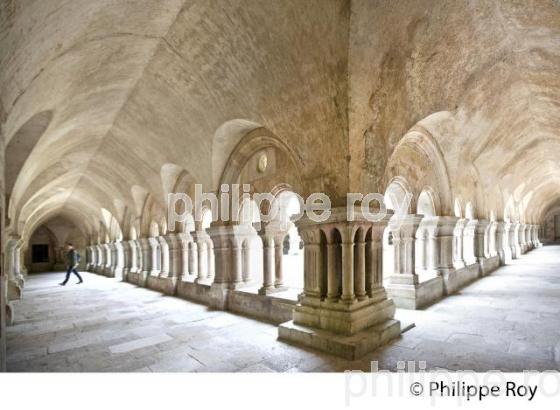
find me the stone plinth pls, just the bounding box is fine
[278,206,400,359]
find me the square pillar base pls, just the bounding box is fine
[258,285,289,295]
[386,278,445,310]
[278,319,401,360]
[478,255,500,276]
[146,275,178,295]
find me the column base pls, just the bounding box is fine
[498,247,512,266]
[293,290,395,335]
[7,279,23,301]
[442,263,479,295]
[258,285,288,295]
[194,277,213,286]
[208,283,231,310]
[113,267,124,278]
[102,267,115,278]
[278,319,401,360]
[386,276,444,310]
[145,275,177,295]
[6,302,15,326]
[126,270,149,287]
[477,255,500,276]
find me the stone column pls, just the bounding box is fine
[366,223,386,297]
[430,216,459,276]
[148,237,160,275]
[354,230,367,301]
[122,241,131,277]
[231,238,242,286]
[258,234,275,295]
[474,219,490,262]
[298,226,324,303]
[102,243,112,276]
[86,246,93,272]
[5,239,23,301]
[95,245,104,274]
[108,242,118,276]
[207,238,215,280]
[519,224,527,254]
[463,219,477,266]
[193,231,211,283]
[206,225,250,303]
[524,224,533,251]
[388,214,423,283]
[129,240,140,273]
[385,214,423,309]
[496,221,512,265]
[453,219,466,269]
[339,226,355,304]
[140,238,152,276]
[14,245,22,280]
[113,242,124,278]
[532,225,540,248]
[164,234,181,278]
[414,226,428,273]
[528,225,535,248]
[177,232,192,280]
[242,241,252,282]
[91,246,98,271]
[188,240,198,277]
[512,223,522,258]
[325,230,338,302]
[488,221,498,257]
[416,217,447,277]
[279,205,400,360]
[274,232,286,288]
[157,236,169,277]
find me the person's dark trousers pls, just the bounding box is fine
[61,266,83,285]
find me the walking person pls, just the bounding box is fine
[59,243,83,286]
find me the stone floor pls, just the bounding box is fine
[7,245,560,372]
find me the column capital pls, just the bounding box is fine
[389,214,423,238]
[420,216,460,237]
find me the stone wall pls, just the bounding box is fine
[0,109,6,371]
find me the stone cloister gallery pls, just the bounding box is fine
[0,0,560,373]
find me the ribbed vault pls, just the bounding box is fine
[1,0,559,242]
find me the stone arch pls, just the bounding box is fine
[139,193,164,238]
[267,188,305,290]
[218,126,306,195]
[149,220,160,238]
[5,110,54,199]
[454,197,463,218]
[384,176,413,214]
[212,119,263,188]
[465,202,475,220]
[100,208,123,242]
[503,195,513,223]
[200,208,212,230]
[238,197,261,227]
[162,164,198,232]
[384,123,452,215]
[417,188,438,217]
[129,226,138,241]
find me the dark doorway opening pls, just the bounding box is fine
[32,244,49,263]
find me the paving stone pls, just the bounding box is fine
[7,248,560,372]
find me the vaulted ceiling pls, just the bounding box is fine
[1,0,559,241]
